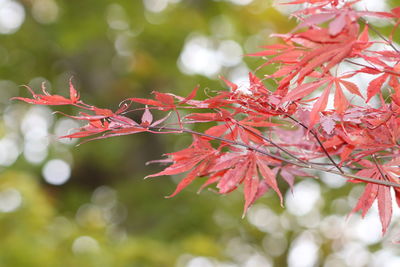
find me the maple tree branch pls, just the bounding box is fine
[236,123,310,165]
[359,17,400,55]
[148,126,400,188]
[372,154,388,180]
[284,115,345,174]
[344,59,400,77]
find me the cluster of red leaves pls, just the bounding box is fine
[12,0,400,234]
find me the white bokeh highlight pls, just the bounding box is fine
[286,180,321,216]
[178,35,243,78]
[32,0,59,24]
[0,0,25,34]
[0,188,22,213]
[42,159,71,185]
[0,136,20,166]
[288,233,319,267]
[72,236,100,254]
[143,0,181,13]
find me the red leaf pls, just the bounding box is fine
[198,171,224,193]
[243,161,259,215]
[12,84,79,105]
[256,157,283,206]
[61,129,106,139]
[179,85,199,105]
[367,74,389,102]
[392,7,400,18]
[358,24,369,43]
[339,79,363,98]
[69,78,79,103]
[334,83,349,114]
[352,182,378,217]
[309,85,331,128]
[282,79,328,102]
[247,49,279,57]
[378,185,392,234]
[166,162,207,198]
[208,153,243,172]
[205,124,228,137]
[154,91,175,106]
[395,189,400,207]
[217,160,248,194]
[220,76,238,91]
[128,97,162,107]
[280,168,295,191]
[146,157,203,178]
[83,126,147,142]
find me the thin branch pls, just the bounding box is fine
[344,59,400,77]
[285,115,344,174]
[237,123,310,165]
[360,17,400,55]
[372,154,388,180]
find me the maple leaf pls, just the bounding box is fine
[145,136,218,197]
[282,79,329,103]
[12,80,80,105]
[367,74,389,102]
[309,84,331,128]
[351,163,393,234]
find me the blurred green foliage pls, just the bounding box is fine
[1,0,400,266]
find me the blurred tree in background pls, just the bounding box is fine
[1,0,400,266]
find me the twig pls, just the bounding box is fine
[372,154,388,180]
[344,59,400,77]
[285,115,344,174]
[237,123,310,165]
[360,17,400,55]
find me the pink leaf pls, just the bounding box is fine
[329,13,346,36]
[141,106,153,126]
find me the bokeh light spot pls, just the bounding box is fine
[228,0,253,6]
[186,256,214,267]
[0,0,25,34]
[288,233,319,267]
[286,180,321,216]
[32,0,59,24]
[42,159,71,185]
[0,137,19,166]
[0,188,22,213]
[72,236,100,254]
[178,35,221,77]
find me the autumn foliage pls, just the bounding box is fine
[13,0,400,235]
